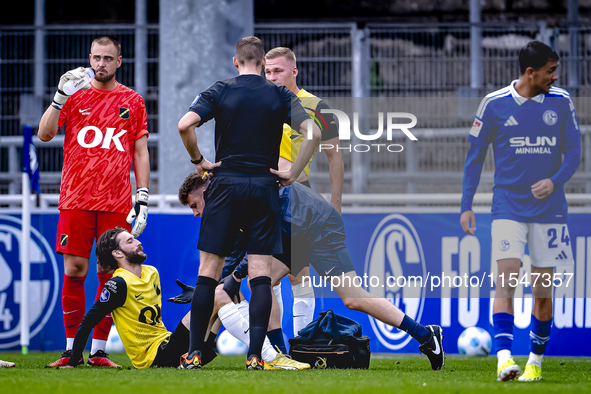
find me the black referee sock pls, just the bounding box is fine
[188,276,218,356]
[249,276,273,360]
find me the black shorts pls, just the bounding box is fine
[198,175,282,256]
[274,209,355,277]
[221,230,248,279]
[151,321,189,368]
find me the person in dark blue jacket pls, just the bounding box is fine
[179,172,445,371]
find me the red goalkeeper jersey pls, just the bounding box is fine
[57,83,149,214]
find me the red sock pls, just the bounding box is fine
[62,275,86,339]
[92,272,114,341]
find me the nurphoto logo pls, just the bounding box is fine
[307,109,418,153]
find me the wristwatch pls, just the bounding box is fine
[191,155,204,165]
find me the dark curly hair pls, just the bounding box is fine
[178,171,210,205]
[96,227,127,271]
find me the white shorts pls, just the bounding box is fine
[491,219,574,268]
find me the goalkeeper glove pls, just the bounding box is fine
[168,279,195,304]
[127,187,149,238]
[53,67,91,109]
[221,272,242,304]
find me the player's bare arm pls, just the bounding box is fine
[271,119,321,186]
[279,154,309,182]
[178,111,221,175]
[277,156,292,173]
[38,106,61,141]
[133,135,150,189]
[323,136,344,214]
[460,210,476,235]
[531,178,554,199]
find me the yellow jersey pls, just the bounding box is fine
[111,265,171,369]
[279,89,339,176]
[67,264,172,369]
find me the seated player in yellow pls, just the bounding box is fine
[58,225,307,370]
[58,227,217,369]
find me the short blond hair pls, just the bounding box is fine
[91,35,121,56]
[265,47,296,64]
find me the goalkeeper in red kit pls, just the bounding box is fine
[38,35,150,367]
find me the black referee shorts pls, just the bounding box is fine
[198,175,282,257]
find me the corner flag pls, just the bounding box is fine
[23,126,40,194]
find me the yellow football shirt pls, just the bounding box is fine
[279,89,337,176]
[111,265,171,369]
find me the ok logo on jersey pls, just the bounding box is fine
[77,126,127,152]
[139,304,162,326]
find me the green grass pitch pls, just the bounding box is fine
[1,353,590,393]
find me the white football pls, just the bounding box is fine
[105,325,125,353]
[216,329,248,355]
[457,326,492,356]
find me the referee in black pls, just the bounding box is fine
[177,36,321,370]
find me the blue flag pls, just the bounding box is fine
[23,126,41,194]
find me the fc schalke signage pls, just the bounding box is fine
[0,215,59,349]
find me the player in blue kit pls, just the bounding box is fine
[460,41,581,382]
[177,36,321,370]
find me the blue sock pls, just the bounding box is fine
[267,328,287,354]
[530,315,551,355]
[399,315,431,344]
[493,312,514,352]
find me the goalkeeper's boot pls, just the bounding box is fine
[46,350,82,368]
[419,325,445,370]
[179,351,202,370]
[246,354,265,370]
[0,360,15,368]
[518,364,542,382]
[264,348,310,370]
[87,350,121,367]
[497,358,520,381]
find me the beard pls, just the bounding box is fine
[95,69,116,83]
[122,246,147,266]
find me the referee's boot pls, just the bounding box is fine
[419,325,445,370]
[179,351,202,369]
[246,354,265,370]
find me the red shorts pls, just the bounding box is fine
[56,210,131,258]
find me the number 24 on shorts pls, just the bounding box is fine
[547,226,570,248]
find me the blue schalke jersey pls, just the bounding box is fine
[461,81,581,223]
